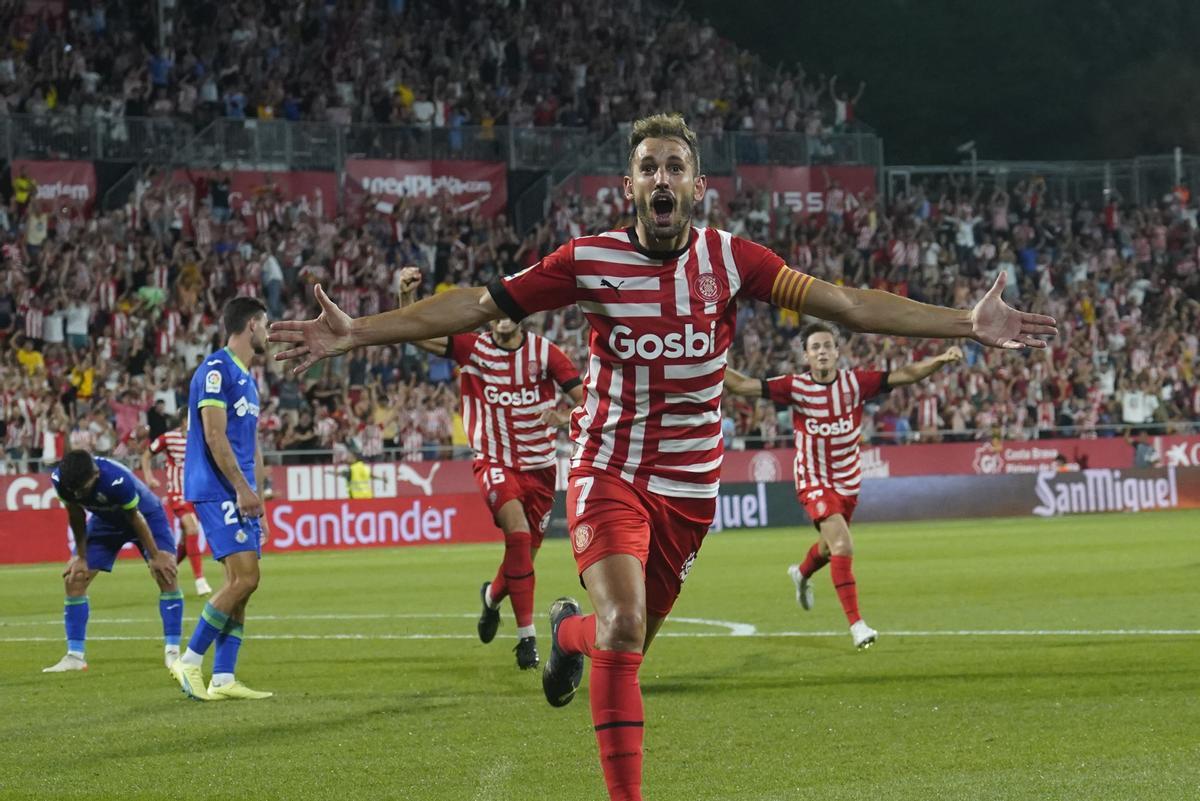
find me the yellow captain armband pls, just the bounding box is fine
[769,266,814,314]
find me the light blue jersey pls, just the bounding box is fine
[184,347,260,502]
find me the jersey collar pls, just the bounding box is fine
[624,226,696,262]
[224,346,249,373]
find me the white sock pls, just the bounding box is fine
[67,650,85,660]
[165,645,180,655]
[180,648,204,667]
[211,672,235,687]
[516,624,536,639]
[485,584,500,610]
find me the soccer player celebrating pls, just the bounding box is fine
[170,297,272,701]
[43,450,182,672]
[269,114,1055,801]
[143,413,213,597]
[724,326,963,648]
[398,266,584,669]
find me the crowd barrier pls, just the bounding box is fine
[2,463,1197,565]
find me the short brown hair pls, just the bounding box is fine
[802,323,837,350]
[628,113,702,175]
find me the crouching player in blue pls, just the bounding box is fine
[44,451,182,673]
[170,296,273,701]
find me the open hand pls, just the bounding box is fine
[268,284,354,374]
[970,273,1057,349]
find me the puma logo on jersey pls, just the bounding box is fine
[599,278,625,295]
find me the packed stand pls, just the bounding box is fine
[0,0,864,137]
[3,168,1200,475]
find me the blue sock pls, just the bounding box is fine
[64,596,88,655]
[185,602,229,657]
[159,591,184,647]
[212,621,244,677]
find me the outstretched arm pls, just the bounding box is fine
[723,367,767,398]
[887,346,963,387]
[790,271,1055,348]
[397,266,453,356]
[270,283,503,375]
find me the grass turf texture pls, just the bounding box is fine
[1,510,1198,801]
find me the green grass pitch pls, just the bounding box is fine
[2,510,1198,800]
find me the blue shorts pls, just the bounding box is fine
[194,500,263,561]
[85,507,176,573]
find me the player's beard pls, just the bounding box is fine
[636,190,693,248]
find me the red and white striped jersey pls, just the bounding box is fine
[917,393,939,430]
[765,369,889,497]
[492,226,802,498]
[449,331,581,471]
[149,428,188,497]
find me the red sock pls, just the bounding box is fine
[829,555,861,625]
[798,541,829,578]
[184,533,204,580]
[557,613,596,657]
[590,650,644,801]
[495,529,533,629]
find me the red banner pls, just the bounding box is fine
[0,509,70,564]
[735,165,876,217]
[719,434,1200,483]
[13,159,97,213]
[344,159,507,217]
[264,495,498,554]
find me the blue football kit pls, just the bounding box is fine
[184,346,263,560]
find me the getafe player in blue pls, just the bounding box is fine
[170,296,273,701]
[44,451,182,673]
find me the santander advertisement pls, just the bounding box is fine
[344,159,507,217]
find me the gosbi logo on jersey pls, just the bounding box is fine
[608,322,717,360]
[572,523,594,554]
[483,385,541,406]
[691,273,721,303]
[805,416,854,437]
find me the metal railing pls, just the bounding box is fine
[885,150,1200,207]
[5,422,1191,476]
[1,114,195,162]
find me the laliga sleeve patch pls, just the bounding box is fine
[205,369,222,394]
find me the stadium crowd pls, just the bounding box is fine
[0,0,864,137]
[1,167,1199,473]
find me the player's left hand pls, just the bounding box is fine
[148,551,178,585]
[539,409,572,428]
[268,284,355,375]
[969,272,1058,349]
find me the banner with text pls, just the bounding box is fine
[734,165,877,219]
[13,159,98,214]
[3,468,1197,564]
[344,159,507,217]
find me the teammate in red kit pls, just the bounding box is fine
[143,415,212,597]
[398,266,583,669]
[724,325,963,648]
[269,114,1056,801]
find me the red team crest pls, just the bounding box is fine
[572,523,594,554]
[691,273,721,302]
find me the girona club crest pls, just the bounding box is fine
[572,523,594,554]
[691,273,721,303]
[526,358,541,382]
